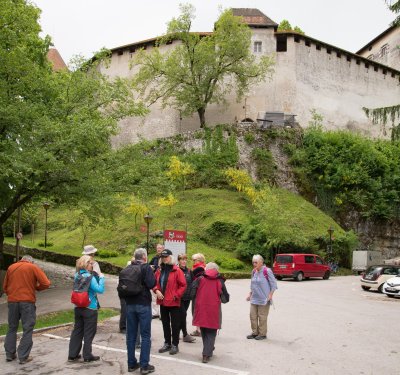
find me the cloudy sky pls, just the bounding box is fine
[33,0,395,64]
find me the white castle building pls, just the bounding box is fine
[97,9,400,146]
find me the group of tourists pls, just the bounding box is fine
[2,245,277,375]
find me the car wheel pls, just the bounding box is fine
[276,276,282,280]
[361,286,370,291]
[323,271,330,280]
[295,272,304,282]
[377,284,383,293]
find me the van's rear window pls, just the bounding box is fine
[276,255,293,263]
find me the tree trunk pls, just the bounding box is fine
[197,108,206,128]
[0,225,5,270]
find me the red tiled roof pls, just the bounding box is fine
[47,48,67,71]
[232,8,278,28]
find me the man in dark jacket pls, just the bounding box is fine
[121,248,156,374]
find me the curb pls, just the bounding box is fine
[0,322,74,341]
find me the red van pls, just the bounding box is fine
[273,253,331,281]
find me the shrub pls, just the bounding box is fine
[201,221,241,251]
[251,148,276,182]
[215,256,245,270]
[244,132,255,144]
[37,242,54,248]
[97,249,119,258]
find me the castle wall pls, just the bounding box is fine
[290,36,400,137]
[100,29,400,147]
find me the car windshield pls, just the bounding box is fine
[276,255,293,263]
[365,266,382,274]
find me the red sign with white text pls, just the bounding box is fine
[164,230,187,257]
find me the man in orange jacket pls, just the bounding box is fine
[3,255,50,364]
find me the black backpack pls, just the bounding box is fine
[117,264,144,298]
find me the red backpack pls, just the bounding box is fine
[71,274,93,307]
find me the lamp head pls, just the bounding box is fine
[144,213,153,224]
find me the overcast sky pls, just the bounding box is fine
[33,0,395,64]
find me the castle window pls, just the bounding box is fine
[374,65,379,72]
[336,51,341,58]
[294,36,300,43]
[346,55,351,62]
[117,50,123,56]
[276,34,287,52]
[254,41,262,53]
[365,62,369,69]
[316,44,321,51]
[356,59,360,65]
[380,44,389,57]
[327,48,332,55]
[305,40,311,47]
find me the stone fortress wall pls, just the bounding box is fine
[97,10,400,147]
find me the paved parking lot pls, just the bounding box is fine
[1,275,398,374]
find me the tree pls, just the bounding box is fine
[0,0,146,267]
[156,193,178,213]
[277,19,305,35]
[125,195,148,229]
[363,1,400,138]
[166,156,194,192]
[132,4,274,127]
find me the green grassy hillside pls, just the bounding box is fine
[6,187,354,270]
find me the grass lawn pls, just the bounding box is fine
[0,308,119,336]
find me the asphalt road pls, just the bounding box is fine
[0,275,398,375]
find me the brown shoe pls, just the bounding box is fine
[202,355,209,363]
[19,356,33,365]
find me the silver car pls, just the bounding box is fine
[382,275,400,298]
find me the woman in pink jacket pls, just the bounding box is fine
[190,262,229,363]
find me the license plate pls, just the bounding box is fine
[279,265,287,269]
[385,287,397,292]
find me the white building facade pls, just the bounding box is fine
[98,9,400,146]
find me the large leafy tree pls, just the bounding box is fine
[363,1,400,138]
[132,4,274,128]
[0,0,146,266]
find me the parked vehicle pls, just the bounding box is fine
[360,265,400,293]
[272,253,330,281]
[352,250,382,273]
[382,274,400,298]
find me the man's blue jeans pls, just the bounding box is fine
[126,303,152,368]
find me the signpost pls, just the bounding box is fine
[163,229,187,258]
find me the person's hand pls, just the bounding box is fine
[246,292,251,301]
[155,290,164,300]
[92,262,101,275]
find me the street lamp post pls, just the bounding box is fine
[327,225,334,256]
[143,213,153,251]
[43,202,50,248]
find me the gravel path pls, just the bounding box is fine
[32,259,118,288]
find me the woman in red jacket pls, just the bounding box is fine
[191,262,229,363]
[153,249,186,355]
